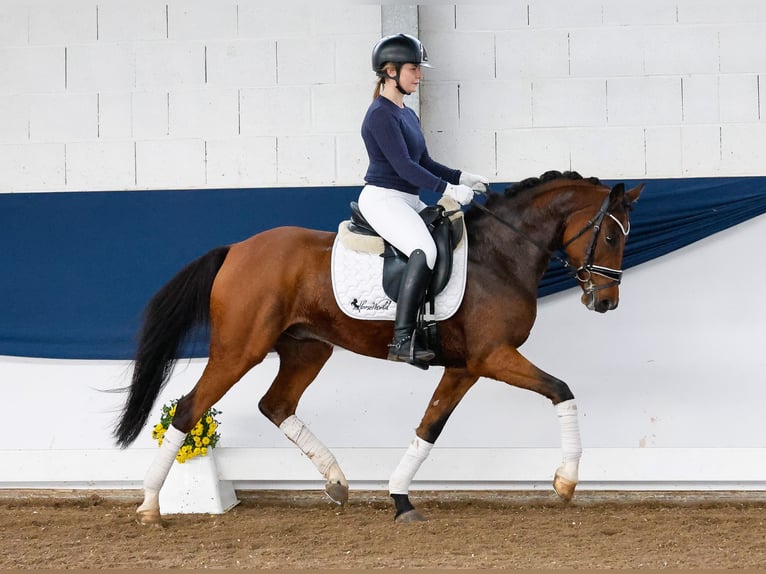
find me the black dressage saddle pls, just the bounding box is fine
[347,201,464,310]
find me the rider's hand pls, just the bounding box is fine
[443,183,475,206]
[459,171,490,191]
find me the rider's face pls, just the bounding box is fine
[394,63,422,93]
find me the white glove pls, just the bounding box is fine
[459,171,490,191]
[443,183,475,206]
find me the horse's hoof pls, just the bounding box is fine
[395,509,427,523]
[325,481,349,506]
[553,472,577,503]
[135,508,163,526]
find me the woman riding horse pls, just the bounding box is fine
[358,33,489,366]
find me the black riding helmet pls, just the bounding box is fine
[371,33,431,95]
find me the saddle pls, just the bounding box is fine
[346,200,465,310]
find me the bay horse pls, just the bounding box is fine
[114,170,643,524]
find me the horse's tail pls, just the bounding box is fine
[113,245,230,447]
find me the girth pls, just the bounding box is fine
[347,201,464,306]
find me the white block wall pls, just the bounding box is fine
[2,1,766,192]
[0,0,382,191]
[420,1,766,180]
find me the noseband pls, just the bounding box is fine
[562,194,630,296]
[470,187,630,293]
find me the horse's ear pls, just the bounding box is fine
[626,182,644,204]
[609,182,625,201]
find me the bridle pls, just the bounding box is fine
[468,185,630,295]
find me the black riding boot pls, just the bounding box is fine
[387,249,435,367]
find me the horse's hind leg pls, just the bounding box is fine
[135,356,260,525]
[389,368,478,522]
[258,336,350,505]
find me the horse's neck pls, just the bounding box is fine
[468,186,588,283]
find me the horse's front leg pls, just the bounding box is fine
[389,368,478,522]
[472,346,582,502]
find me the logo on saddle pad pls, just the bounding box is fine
[331,198,468,322]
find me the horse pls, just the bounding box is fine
[114,170,643,525]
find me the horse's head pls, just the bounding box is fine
[562,181,644,313]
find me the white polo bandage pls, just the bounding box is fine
[140,424,186,509]
[279,415,340,479]
[555,399,582,481]
[388,435,434,495]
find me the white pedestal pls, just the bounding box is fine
[159,452,239,514]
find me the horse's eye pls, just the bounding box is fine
[605,234,616,245]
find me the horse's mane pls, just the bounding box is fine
[464,170,602,224]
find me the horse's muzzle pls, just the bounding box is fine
[581,289,619,313]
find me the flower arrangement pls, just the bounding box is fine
[151,399,222,463]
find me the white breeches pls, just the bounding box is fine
[358,184,437,269]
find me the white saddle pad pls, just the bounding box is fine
[331,215,468,322]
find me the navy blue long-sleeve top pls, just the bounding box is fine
[361,96,460,195]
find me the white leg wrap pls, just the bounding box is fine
[138,425,186,512]
[555,399,582,482]
[279,415,346,484]
[388,435,434,495]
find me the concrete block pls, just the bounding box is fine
[682,76,719,124]
[98,92,132,139]
[277,135,336,185]
[206,40,276,87]
[570,28,645,78]
[0,46,64,94]
[65,141,135,191]
[167,0,237,40]
[135,42,205,90]
[677,0,766,24]
[67,44,135,92]
[0,3,30,46]
[135,139,206,189]
[681,125,721,176]
[311,83,369,134]
[496,29,569,80]
[644,27,719,75]
[169,89,239,139]
[719,24,766,73]
[418,5,457,32]
[645,127,682,178]
[569,127,646,179]
[29,94,97,141]
[97,0,167,42]
[0,95,29,143]
[336,34,381,89]
[424,129,496,180]
[456,3,528,30]
[417,31,496,82]
[132,91,169,139]
[420,83,459,132]
[0,143,64,192]
[276,37,336,86]
[603,1,678,25]
[240,86,311,136]
[528,0,604,28]
[28,1,96,44]
[496,128,572,181]
[607,77,682,126]
[206,136,277,187]
[309,5,380,36]
[459,80,532,130]
[238,4,311,38]
[721,124,766,175]
[719,75,759,123]
[336,133,367,186]
[533,78,606,128]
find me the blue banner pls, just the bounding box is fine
[1,177,765,359]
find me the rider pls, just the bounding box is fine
[358,33,489,367]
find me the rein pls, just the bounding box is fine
[469,185,628,290]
